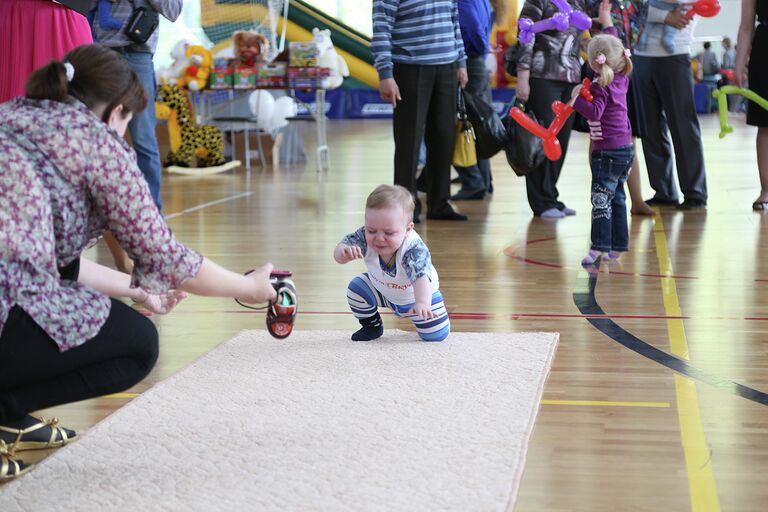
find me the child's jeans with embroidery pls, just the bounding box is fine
[589,144,634,253]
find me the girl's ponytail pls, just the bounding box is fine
[622,51,633,77]
[597,61,614,88]
[25,60,69,102]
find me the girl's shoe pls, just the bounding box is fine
[267,273,297,339]
[602,251,622,261]
[581,250,603,265]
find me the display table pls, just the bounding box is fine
[192,87,328,172]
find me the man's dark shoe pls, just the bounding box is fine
[676,199,707,210]
[450,188,485,201]
[645,197,679,206]
[427,207,467,221]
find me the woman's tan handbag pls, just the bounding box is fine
[452,89,477,167]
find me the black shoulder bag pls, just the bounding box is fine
[125,0,159,45]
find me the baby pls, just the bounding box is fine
[636,0,680,54]
[333,184,450,342]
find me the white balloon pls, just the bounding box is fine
[248,90,275,131]
[272,96,298,130]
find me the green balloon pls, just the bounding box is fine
[712,86,768,138]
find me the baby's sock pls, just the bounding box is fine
[581,249,602,266]
[351,312,384,341]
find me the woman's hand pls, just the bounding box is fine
[734,63,747,87]
[406,302,437,320]
[136,289,188,315]
[238,262,277,304]
[598,0,613,28]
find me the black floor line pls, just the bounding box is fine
[573,266,768,406]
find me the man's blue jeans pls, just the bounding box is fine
[589,145,634,252]
[119,50,162,210]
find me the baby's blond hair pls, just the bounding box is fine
[588,34,633,87]
[366,184,415,217]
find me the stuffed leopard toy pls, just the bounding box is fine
[155,84,226,168]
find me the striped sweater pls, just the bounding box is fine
[372,0,467,80]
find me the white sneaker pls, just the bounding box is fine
[540,207,565,218]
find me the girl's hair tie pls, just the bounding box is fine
[63,62,75,82]
[624,48,632,58]
[595,53,607,65]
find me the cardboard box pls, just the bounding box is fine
[209,65,233,89]
[289,42,319,67]
[233,66,258,89]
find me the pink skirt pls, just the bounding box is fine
[0,0,93,103]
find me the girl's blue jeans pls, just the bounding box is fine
[589,145,634,253]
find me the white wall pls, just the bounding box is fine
[694,0,740,41]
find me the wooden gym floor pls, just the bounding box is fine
[31,113,767,511]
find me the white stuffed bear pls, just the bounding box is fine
[157,40,191,85]
[312,28,349,90]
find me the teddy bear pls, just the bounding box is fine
[156,40,191,85]
[179,45,213,91]
[233,30,270,68]
[312,28,349,90]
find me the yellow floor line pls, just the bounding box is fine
[653,214,720,512]
[542,400,670,408]
[104,393,139,399]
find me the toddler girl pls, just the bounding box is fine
[572,7,634,265]
[334,185,450,342]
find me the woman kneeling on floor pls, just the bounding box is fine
[0,44,278,480]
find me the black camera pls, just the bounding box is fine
[125,5,159,45]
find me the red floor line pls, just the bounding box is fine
[220,310,768,321]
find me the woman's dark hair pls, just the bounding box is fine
[25,44,147,123]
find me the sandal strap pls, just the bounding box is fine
[0,441,21,478]
[0,417,67,451]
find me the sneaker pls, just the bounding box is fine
[581,249,603,265]
[540,208,565,218]
[560,206,576,216]
[266,273,297,339]
[602,250,622,261]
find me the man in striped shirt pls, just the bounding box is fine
[372,0,469,222]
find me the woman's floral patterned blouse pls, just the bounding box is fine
[0,97,202,351]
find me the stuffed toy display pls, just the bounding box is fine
[155,84,226,168]
[233,30,270,67]
[312,28,349,90]
[157,40,191,85]
[177,45,213,91]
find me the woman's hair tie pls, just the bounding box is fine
[624,48,632,58]
[63,62,75,82]
[595,53,607,65]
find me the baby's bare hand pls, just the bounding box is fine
[406,303,436,320]
[341,245,363,262]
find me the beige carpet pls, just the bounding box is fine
[2,330,558,511]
